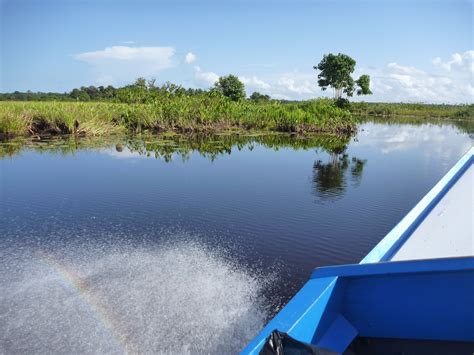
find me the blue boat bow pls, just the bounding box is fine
[242,147,474,354]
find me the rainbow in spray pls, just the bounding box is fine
[38,251,133,353]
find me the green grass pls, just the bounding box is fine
[0,97,355,138]
[350,102,474,119]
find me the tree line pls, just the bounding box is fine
[0,53,372,105]
[0,77,272,103]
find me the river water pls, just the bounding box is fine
[0,119,472,353]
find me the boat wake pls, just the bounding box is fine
[0,238,273,354]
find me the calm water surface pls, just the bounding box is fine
[0,119,472,353]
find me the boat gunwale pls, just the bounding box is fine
[242,146,474,354]
[361,146,473,263]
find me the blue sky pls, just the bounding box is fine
[1,0,473,102]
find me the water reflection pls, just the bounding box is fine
[1,119,471,354]
[312,152,367,201]
[0,133,352,161]
[355,119,472,162]
[358,116,474,138]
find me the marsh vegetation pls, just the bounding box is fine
[0,99,355,138]
[1,53,471,140]
[350,102,473,119]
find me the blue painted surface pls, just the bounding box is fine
[316,314,358,353]
[312,256,474,278]
[242,277,338,353]
[339,260,474,341]
[362,147,473,263]
[241,147,474,354]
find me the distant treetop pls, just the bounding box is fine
[314,53,372,100]
[213,75,246,102]
[249,92,271,102]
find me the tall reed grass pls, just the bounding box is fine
[0,98,355,138]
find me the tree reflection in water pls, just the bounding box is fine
[312,150,367,202]
[0,133,353,161]
[1,132,368,204]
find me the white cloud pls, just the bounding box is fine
[277,75,315,95]
[185,52,197,64]
[239,76,271,90]
[240,72,321,100]
[243,51,474,102]
[76,46,175,64]
[386,62,425,76]
[194,66,219,86]
[356,122,472,161]
[190,50,473,103]
[358,51,474,104]
[75,45,176,85]
[432,51,474,73]
[227,71,319,99]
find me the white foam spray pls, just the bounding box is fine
[0,238,273,354]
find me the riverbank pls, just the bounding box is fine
[2,100,471,140]
[0,99,355,138]
[350,102,473,119]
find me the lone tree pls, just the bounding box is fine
[314,53,372,99]
[214,75,246,101]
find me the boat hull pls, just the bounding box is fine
[242,147,474,354]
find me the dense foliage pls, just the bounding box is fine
[0,78,208,103]
[314,53,372,99]
[212,75,246,101]
[249,92,271,102]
